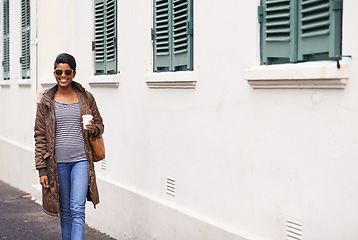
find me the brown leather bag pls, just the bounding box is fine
[88,105,105,162]
[89,134,105,162]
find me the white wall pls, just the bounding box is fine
[1,0,358,239]
[0,0,36,194]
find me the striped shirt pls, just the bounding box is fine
[55,101,87,163]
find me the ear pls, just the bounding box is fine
[73,71,76,78]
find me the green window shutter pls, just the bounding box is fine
[260,0,298,64]
[298,0,342,61]
[172,0,193,71]
[94,0,106,74]
[153,0,193,72]
[94,0,117,75]
[21,0,30,79]
[3,0,9,80]
[154,0,171,72]
[105,0,117,73]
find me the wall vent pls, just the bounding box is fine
[286,219,303,240]
[166,176,175,197]
[100,159,107,171]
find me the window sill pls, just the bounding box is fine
[145,71,197,89]
[245,60,350,89]
[17,79,31,87]
[40,78,56,88]
[88,75,119,88]
[0,80,10,87]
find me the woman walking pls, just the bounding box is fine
[34,53,104,240]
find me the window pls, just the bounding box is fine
[94,0,117,75]
[153,0,193,72]
[258,0,342,65]
[21,0,30,79]
[3,0,9,80]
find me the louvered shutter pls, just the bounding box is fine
[172,0,193,71]
[94,0,106,74]
[21,0,30,79]
[3,0,9,80]
[298,0,342,61]
[154,0,171,72]
[260,0,298,64]
[105,0,117,73]
[94,0,117,75]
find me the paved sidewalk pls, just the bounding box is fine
[0,180,115,240]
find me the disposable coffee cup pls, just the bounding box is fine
[82,114,93,129]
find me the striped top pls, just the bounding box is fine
[55,101,87,163]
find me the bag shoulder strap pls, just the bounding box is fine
[86,91,94,114]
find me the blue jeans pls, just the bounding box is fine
[57,160,88,240]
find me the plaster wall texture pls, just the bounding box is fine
[0,0,357,239]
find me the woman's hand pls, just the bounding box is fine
[40,175,49,188]
[85,120,95,134]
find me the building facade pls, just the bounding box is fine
[0,0,357,239]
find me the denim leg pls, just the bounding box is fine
[57,163,72,240]
[70,160,88,240]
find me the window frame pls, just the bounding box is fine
[20,0,30,79]
[259,0,343,65]
[3,0,10,80]
[152,0,194,72]
[93,0,118,75]
[246,0,348,89]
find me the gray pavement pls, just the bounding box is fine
[0,180,116,240]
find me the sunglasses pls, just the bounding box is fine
[54,69,74,76]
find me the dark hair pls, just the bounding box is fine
[54,53,77,71]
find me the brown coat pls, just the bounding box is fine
[34,81,104,217]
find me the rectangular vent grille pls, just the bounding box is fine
[100,158,107,171]
[286,219,303,240]
[166,176,175,197]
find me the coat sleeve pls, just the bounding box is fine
[87,92,104,137]
[34,101,49,175]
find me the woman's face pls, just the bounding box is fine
[54,63,76,88]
